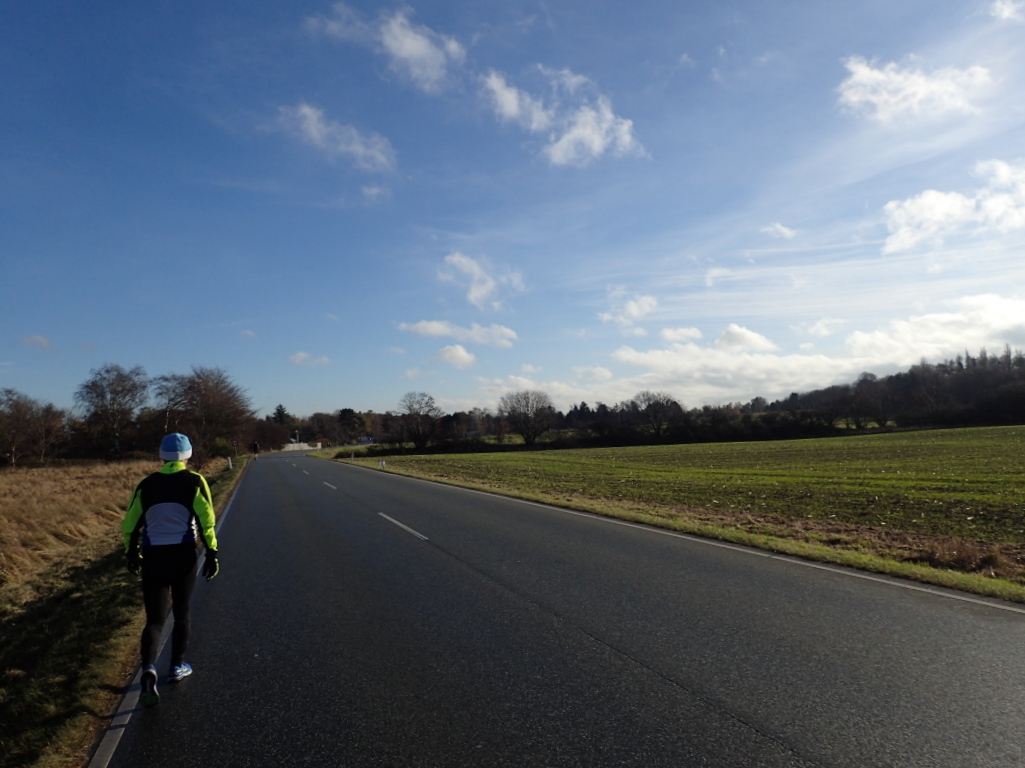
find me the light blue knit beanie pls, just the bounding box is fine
[159,433,193,461]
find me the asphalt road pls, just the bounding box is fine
[101,452,1025,767]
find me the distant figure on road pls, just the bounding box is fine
[122,433,220,707]
[251,440,260,459]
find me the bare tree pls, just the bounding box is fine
[32,402,69,461]
[0,391,68,465]
[634,390,682,439]
[74,363,149,455]
[498,389,555,446]
[398,392,442,450]
[179,365,253,461]
[155,367,253,463]
[468,406,492,438]
[152,373,190,433]
[0,389,35,467]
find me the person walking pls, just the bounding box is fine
[122,433,219,707]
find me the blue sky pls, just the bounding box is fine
[4,0,1025,417]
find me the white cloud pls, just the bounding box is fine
[538,66,592,94]
[661,327,703,342]
[521,364,541,374]
[279,103,395,172]
[482,68,643,167]
[762,222,797,239]
[439,344,476,369]
[545,96,642,167]
[438,252,524,310]
[398,320,518,348]
[805,318,847,338]
[241,329,257,338]
[482,71,553,132]
[325,314,339,322]
[611,342,850,405]
[441,252,494,309]
[837,56,992,123]
[575,366,613,381]
[22,334,52,350]
[600,292,658,333]
[705,268,732,287]
[714,324,779,352]
[289,351,330,365]
[570,295,1025,408]
[883,159,1025,253]
[379,8,465,93]
[362,186,388,201]
[991,0,1024,20]
[309,4,464,94]
[624,295,658,320]
[845,294,1025,362]
[304,3,372,42]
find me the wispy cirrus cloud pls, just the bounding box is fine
[837,56,992,123]
[761,222,797,239]
[398,320,518,348]
[278,102,396,172]
[22,334,52,351]
[574,365,613,381]
[289,351,330,366]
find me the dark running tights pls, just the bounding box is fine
[140,543,199,667]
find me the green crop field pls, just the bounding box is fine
[334,426,1025,599]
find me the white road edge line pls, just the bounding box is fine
[368,469,1025,617]
[323,482,337,490]
[379,513,429,541]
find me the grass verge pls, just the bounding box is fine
[325,426,1025,604]
[0,457,248,768]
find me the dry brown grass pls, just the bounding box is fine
[0,458,230,591]
[0,456,240,768]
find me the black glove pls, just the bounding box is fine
[202,550,219,581]
[126,549,141,575]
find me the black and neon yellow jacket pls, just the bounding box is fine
[122,461,218,554]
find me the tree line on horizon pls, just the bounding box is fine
[2,346,1025,467]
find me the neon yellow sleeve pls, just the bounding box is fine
[192,473,219,551]
[122,484,145,553]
